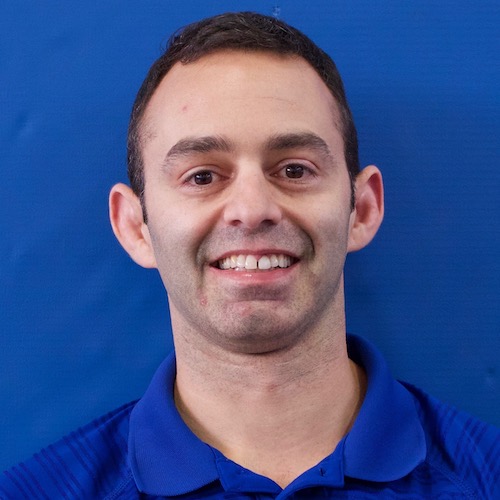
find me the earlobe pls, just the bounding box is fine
[347,165,384,252]
[109,183,157,268]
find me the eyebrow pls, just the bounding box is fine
[265,132,333,160]
[162,131,334,169]
[162,136,232,169]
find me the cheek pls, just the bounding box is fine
[148,222,191,266]
[310,206,351,257]
[146,191,197,239]
[145,200,214,280]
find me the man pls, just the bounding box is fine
[1,11,498,499]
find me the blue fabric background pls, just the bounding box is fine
[1,0,498,470]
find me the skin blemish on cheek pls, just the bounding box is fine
[181,104,189,112]
[199,295,208,307]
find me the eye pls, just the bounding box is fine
[276,162,316,181]
[191,170,213,185]
[284,164,305,179]
[182,168,227,191]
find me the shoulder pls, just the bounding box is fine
[403,382,500,499]
[0,401,139,499]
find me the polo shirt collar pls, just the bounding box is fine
[128,335,426,496]
[128,353,219,496]
[343,335,426,481]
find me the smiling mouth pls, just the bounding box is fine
[214,254,297,271]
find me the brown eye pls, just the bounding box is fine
[193,171,213,185]
[285,164,305,178]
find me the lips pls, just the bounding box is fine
[214,253,296,271]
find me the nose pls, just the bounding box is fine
[223,168,282,230]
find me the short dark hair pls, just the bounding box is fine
[127,11,359,213]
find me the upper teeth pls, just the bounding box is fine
[218,254,292,271]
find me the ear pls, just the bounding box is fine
[347,165,384,252]
[109,183,157,268]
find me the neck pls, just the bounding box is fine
[174,330,366,488]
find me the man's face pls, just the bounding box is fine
[140,51,356,354]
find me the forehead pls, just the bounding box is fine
[140,50,342,151]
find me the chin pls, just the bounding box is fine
[209,315,307,355]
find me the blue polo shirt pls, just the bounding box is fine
[1,335,499,499]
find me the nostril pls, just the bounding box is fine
[223,195,282,229]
